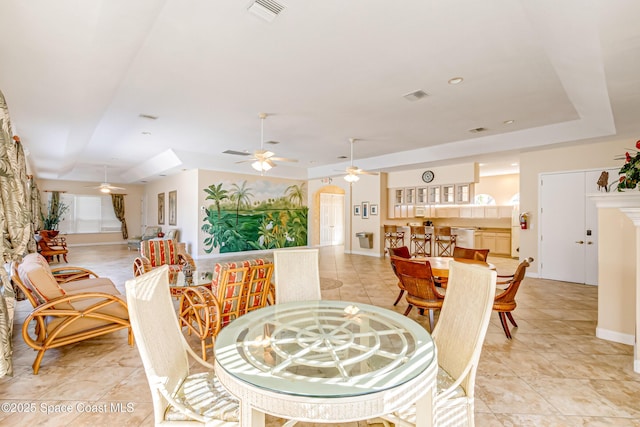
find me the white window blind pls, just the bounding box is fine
[55,194,120,234]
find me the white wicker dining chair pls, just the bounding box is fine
[379,260,496,427]
[273,248,321,304]
[125,265,239,426]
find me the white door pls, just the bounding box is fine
[320,193,344,246]
[539,169,615,285]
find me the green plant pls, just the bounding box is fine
[618,140,640,191]
[41,200,69,230]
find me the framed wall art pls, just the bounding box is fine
[353,205,361,216]
[370,204,378,215]
[362,201,370,219]
[168,190,177,225]
[158,193,165,225]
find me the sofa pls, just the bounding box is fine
[127,225,162,251]
[13,253,132,374]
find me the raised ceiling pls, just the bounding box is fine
[0,0,638,183]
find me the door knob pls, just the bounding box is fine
[575,240,584,244]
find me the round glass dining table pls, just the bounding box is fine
[214,300,438,426]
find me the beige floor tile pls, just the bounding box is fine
[4,245,640,426]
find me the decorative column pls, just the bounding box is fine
[588,192,640,373]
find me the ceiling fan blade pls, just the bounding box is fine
[359,170,379,176]
[270,156,298,163]
[223,149,251,156]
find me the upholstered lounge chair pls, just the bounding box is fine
[12,253,132,374]
[132,239,195,284]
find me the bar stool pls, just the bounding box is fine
[434,226,457,256]
[383,225,405,257]
[410,225,432,257]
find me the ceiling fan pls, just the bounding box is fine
[87,165,126,193]
[232,113,298,173]
[343,138,378,182]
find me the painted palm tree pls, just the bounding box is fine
[285,183,306,207]
[230,181,254,226]
[204,183,229,221]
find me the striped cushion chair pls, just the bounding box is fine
[133,239,195,284]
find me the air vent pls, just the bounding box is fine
[468,127,488,133]
[248,0,285,22]
[139,114,158,120]
[223,150,250,156]
[403,90,429,101]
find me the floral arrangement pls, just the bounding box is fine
[618,140,640,191]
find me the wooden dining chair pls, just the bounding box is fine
[453,246,490,261]
[494,257,534,339]
[393,256,444,332]
[389,246,411,306]
[434,226,456,256]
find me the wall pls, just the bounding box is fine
[597,208,636,342]
[474,173,519,205]
[519,138,628,274]
[196,169,307,259]
[38,178,145,246]
[142,170,199,254]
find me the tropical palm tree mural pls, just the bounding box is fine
[285,183,305,207]
[201,179,308,253]
[229,181,254,226]
[203,183,228,221]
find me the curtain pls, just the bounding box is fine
[0,90,34,377]
[29,176,43,232]
[111,193,128,239]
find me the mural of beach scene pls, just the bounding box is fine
[201,180,307,253]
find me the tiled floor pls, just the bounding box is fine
[2,245,639,426]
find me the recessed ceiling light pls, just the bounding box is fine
[141,131,151,135]
[448,77,464,85]
[503,119,515,125]
[511,163,519,166]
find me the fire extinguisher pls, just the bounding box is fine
[519,212,529,230]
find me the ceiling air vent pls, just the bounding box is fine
[248,0,285,22]
[403,90,429,101]
[468,127,488,133]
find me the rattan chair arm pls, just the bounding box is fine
[51,266,99,283]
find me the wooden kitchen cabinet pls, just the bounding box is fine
[475,230,511,256]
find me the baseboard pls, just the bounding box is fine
[67,242,127,247]
[596,327,635,345]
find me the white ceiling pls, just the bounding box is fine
[1,0,639,184]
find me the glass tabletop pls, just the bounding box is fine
[214,300,435,398]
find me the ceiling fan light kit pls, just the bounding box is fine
[231,113,298,174]
[87,165,126,193]
[342,138,377,183]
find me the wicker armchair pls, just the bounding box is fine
[380,261,497,427]
[273,248,321,304]
[132,239,195,284]
[125,265,239,425]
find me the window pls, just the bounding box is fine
[508,193,520,205]
[53,194,120,234]
[474,194,496,205]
